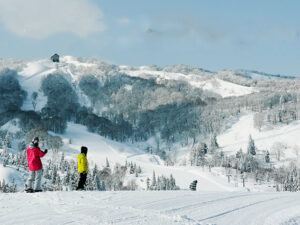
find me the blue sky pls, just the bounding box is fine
[0,0,300,75]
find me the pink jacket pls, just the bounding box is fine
[27,144,46,171]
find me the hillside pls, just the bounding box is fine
[120,67,256,98]
[218,113,300,165]
[1,56,300,194]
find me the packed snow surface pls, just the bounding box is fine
[2,191,300,225]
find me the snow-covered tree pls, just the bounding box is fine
[247,135,256,156]
[254,112,264,131]
[265,151,270,163]
[31,92,38,110]
[106,157,110,168]
[210,134,219,151]
[271,142,286,161]
[151,171,156,188]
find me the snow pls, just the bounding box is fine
[0,119,20,133]
[0,165,26,187]
[60,55,97,68]
[15,57,257,113]
[218,113,300,163]
[18,59,55,111]
[3,57,299,224]
[198,78,255,98]
[17,57,95,111]
[2,191,300,225]
[121,68,256,98]
[57,123,240,191]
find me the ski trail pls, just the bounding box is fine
[2,191,300,225]
[197,197,282,223]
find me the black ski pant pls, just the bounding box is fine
[77,173,87,189]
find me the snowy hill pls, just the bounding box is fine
[3,56,300,224]
[2,56,266,193]
[0,119,241,192]
[8,57,259,103]
[18,56,94,111]
[218,113,300,165]
[121,67,256,98]
[54,123,240,191]
[1,56,300,193]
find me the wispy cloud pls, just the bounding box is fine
[141,15,230,43]
[117,17,131,24]
[0,0,106,39]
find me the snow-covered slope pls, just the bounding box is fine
[200,78,255,97]
[0,165,26,188]
[121,68,256,98]
[218,113,300,163]
[57,123,240,191]
[18,56,96,111]
[18,59,55,111]
[1,56,266,192]
[2,191,300,225]
[9,56,258,107]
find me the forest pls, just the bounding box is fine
[1,59,300,192]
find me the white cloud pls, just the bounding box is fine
[117,17,130,24]
[0,0,106,39]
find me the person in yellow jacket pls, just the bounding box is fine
[76,146,88,190]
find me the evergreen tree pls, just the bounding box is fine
[18,140,26,152]
[170,174,176,190]
[203,143,208,154]
[43,165,50,179]
[4,132,11,148]
[152,171,156,188]
[247,135,256,156]
[101,181,106,191]
[51,165,57,184]
[92,164,98,178]
[146,177,150,190]
[265,151,270,163]
[106,157,110,168]
[137,166,142,174]
[129,162,135,174]
[94,174,101,190]
[2,179,6,193]
[236,148,243,159]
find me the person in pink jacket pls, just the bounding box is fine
[25,137,48,193]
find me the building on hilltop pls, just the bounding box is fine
[51,54,60,63]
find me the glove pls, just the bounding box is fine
[44,149,48,154]
[83,171,87,175]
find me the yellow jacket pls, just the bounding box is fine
[77,153,88,173]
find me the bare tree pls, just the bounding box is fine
[293,145,300,160]
[271,142,286,161]
[253,112,264,131]
[31,92,38,110]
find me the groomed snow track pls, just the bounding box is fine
[1,191,300,225]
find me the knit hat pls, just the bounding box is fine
[81,146,88,155]
[32,137,39,145]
